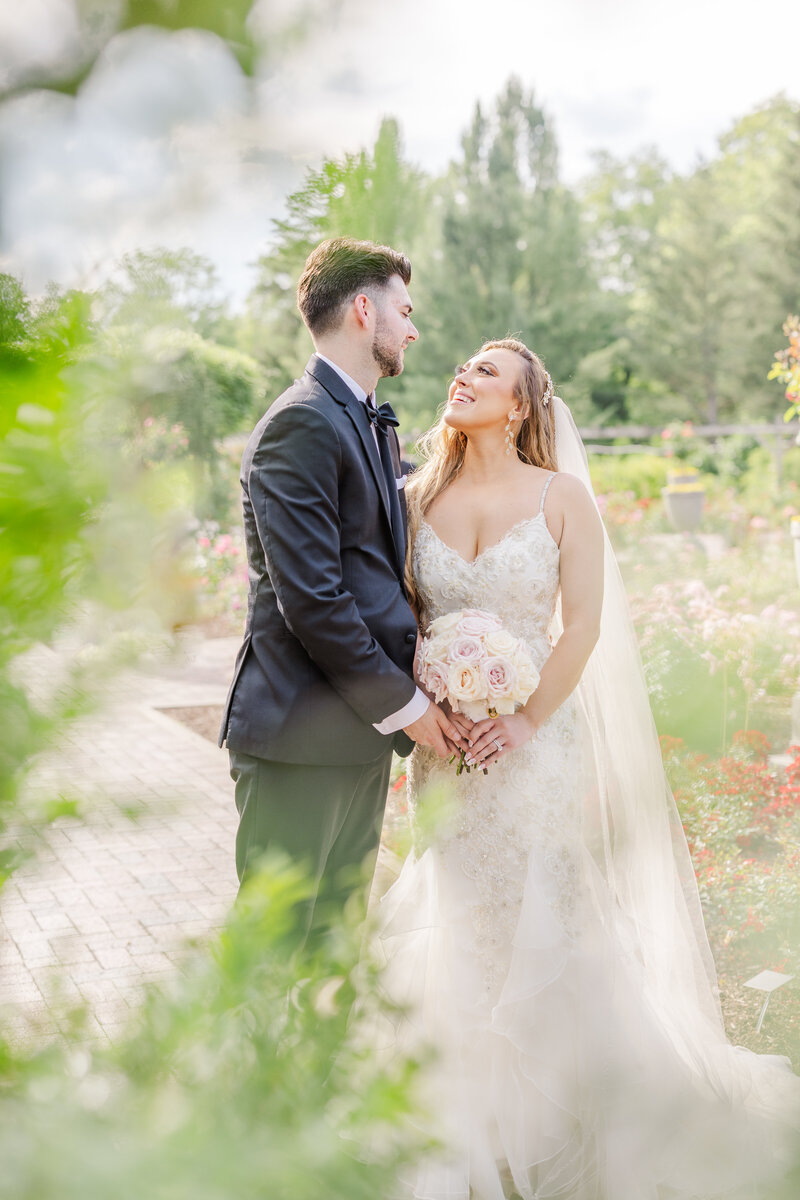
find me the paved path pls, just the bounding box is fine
[0,635,241,1043]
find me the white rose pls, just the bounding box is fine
[422,633,451,663]
[428,611,463,638]
[513,661,540,704]
[483,629,518,657]
[446,662,485,708]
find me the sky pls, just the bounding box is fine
[0,0,796,303]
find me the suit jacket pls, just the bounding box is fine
[219,354,418,765]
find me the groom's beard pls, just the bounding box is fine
[372,313,403,378]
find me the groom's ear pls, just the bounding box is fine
[353,292,372,329]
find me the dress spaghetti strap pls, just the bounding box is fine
[539,471,556,515]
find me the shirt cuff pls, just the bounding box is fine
[373,688,430,736]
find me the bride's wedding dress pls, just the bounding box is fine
[376,468,800,1200]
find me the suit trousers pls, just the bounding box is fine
[229,750,393,947]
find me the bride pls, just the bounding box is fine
[374,338,800,1199]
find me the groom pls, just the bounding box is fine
[219,237,463,940]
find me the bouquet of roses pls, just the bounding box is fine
[417,609,540,774]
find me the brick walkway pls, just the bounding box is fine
[0,635,241,1043]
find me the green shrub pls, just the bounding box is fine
[0,857,428,1199]
[589,452,670,499]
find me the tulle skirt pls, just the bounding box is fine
[373,725,800,1200]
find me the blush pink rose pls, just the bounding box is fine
[482,656,518,699]
[449,634,486,663]
[456,610,502,638]
[420,658,449,704]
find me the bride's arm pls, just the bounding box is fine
[521,475,604,730]
[465,475,603,767]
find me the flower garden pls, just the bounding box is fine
[183,426,800,1063]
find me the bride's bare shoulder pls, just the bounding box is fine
[546,472,603,544]
[519,465,592,508]
[546,471,593,503]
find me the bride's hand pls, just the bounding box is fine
[464,712,535,769]
[445,703,474,744]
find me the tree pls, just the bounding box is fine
[100,323,264,515]
[97,248,231,341]
[713,96,800,408]
[581,149,672,295]
[0,274,31,350]
[620,97,800,423]
[244,118,429,399]
[403,78,615,431]
[628,165,739,423]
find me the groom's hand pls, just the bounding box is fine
[404,702,467,758]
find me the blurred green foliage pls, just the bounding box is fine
[589,453,670,499]
[0,855,428,1198]
[0,274,194,872]
[0,0,262,98]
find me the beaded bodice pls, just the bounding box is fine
[413,510,561,669]
[407,481,581,995]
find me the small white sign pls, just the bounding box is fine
[743,970,794,1032]
[743,970,794,993]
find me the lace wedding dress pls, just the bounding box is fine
[375,474,800,1200]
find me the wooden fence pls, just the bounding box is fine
[577,421,798,479]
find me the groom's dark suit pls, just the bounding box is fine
[219,354,419,931]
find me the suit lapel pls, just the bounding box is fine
[305,356,399,560]
[385,429,408,580]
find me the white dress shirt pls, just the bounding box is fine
[315,353,429,736]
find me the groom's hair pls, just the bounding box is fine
[297,237,411,336]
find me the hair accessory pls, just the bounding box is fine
[504,413,516,457]
[542,372,554,408]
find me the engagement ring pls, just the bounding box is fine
[493,738,504,751]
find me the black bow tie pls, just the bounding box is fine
[365,396,400,434]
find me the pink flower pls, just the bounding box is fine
[482,656,517,698]
[456,610,502,638]
[143,417,154,429]
[421,658,449,704]
[198,536,210,549]
[449,634,485,663]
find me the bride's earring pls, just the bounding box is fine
[504,412,516,457]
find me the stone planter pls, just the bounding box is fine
[666,468,700,487]
[662,486,705,532]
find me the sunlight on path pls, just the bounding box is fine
[0,637,240,1042]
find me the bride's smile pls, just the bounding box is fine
[444,349,523,433]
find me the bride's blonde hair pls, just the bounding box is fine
[405,338,557,606]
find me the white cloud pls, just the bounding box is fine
[0,0,797,302]
[0,26,294,295]
[0,0,80,90]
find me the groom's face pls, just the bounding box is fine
[370,275,418,378]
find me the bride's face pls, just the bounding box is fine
[444,348,523,435]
